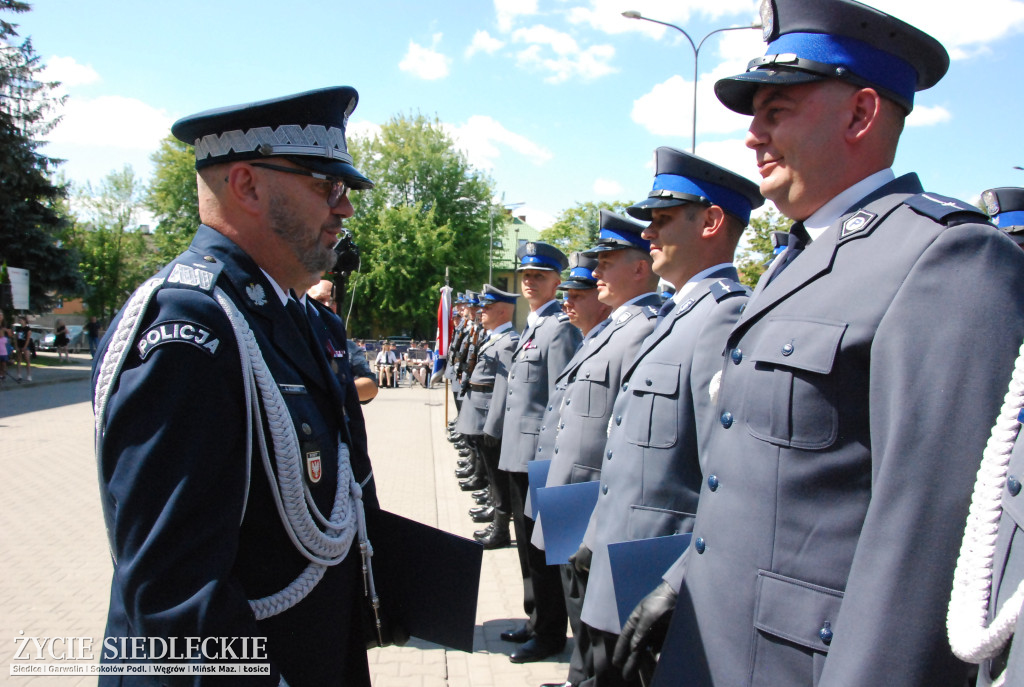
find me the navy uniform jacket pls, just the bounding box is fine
[580,272,748,635]
[533,294,661,549]
[663,175,1024,687]
[445,321,466,392]
[498,301,583,473]
[95,225,376,686]
[454,324,519,438]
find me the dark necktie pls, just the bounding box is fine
[286,290,319,357]
[765,221,811,286]
[656,298,676,323]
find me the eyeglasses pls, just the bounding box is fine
[250,162,349,208]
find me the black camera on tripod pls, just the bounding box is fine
[331,230,361,278]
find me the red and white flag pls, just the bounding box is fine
[434,285,453,359]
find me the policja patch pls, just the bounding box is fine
[137,321,221,360]
[306,450,322,483]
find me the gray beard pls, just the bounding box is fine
[267,192,339,277]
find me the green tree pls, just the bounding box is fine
[540,200,638,255]
[0,1,81,316]
[69,166,150,321]
[146,134,199,265]
[345,113,494,338]
[735,206,791,288]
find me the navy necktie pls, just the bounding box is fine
[765,222,811,286]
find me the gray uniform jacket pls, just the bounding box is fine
[454,325,520,438]
[662,174,1024,687]
[978,412,1024,686]
[580,270,748,635]
[533,295,662,549]
[498,300,583,473]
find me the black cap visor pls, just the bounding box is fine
[715,68,826,115]
[558,279,598,290]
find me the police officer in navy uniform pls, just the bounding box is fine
[535,217,663,687]
[982,187,1024,249]
[94,87,379,686]
[566,149,760,687]
[617,2,1024,685]
[499,241,583,663]
[455,284,521,548]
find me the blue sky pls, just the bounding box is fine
[15,0,1024,229]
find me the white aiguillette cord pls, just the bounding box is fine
[95,278,375,622]
[949,340,1024,686]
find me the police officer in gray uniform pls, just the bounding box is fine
[617,2,1024,685]
[455,284,520,548]
[948,186,1024,686]
[94,87,379,686]
[573,149,760,687]
[534,253,609,469]
[534,215,662,687]
[499,241,583,663]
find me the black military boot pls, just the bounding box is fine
[459,475,488,491]
[470,506,495,523]
[475,511,511,549]
[455,465,476,479]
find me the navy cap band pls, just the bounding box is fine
[763,32,918,107]
[653,173,755,224]
[996,211,1024,229]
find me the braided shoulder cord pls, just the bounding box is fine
[948,340,1024,669]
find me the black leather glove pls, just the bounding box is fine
[480,433,500,449]
[568,543,592,575]
[613,580,678,682]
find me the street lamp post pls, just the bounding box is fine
[622,11,761,153]
[490,201,525,284]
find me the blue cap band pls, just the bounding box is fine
[598,227,650,251]
[520,254,562,270]
[768,32,918,107]
[568,266,596,281]
[653,173,755,224]
[996,211,1024,229]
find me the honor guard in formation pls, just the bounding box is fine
[565,150,760,687]
[93,87,380,685]
[948,185,1024,687]
[500,241,583,663]
[453,285,521,548]
[617,2,1024,685]
[535,214,663,687]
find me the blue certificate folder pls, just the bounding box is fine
[536,481,601,565]
[608,533,691,628]
[526,459,552,519]
[367,509,483,652]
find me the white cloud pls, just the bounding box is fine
[47,95,174,150]
[466,30,505,58]
[867,0,1024,59]
[443,115,553,171]
[593,178,624,196]
[399,35,451,81]
[569,0,760,37]
[347,119,382,142]
[906,104,952,127]
[496,0,539,33]
[512,24,617,83]
[694,138,761,186]
[41,55,100,87]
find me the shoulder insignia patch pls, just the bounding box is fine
[137,320,221,360]
[709,279,747,302]
[904,193,987,223]
[556,312,570,322]
[644,305,659,319]
[246,283,267,306]
[841,210,877,238]
[168,263,216,291]
[616,311,633,325]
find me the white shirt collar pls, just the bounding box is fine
[804,168,895,241]
[674,263,735,302]
[527,300,559,328]
[259,268,309,307]
[611,292,659,320]
[488,321,513,336]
